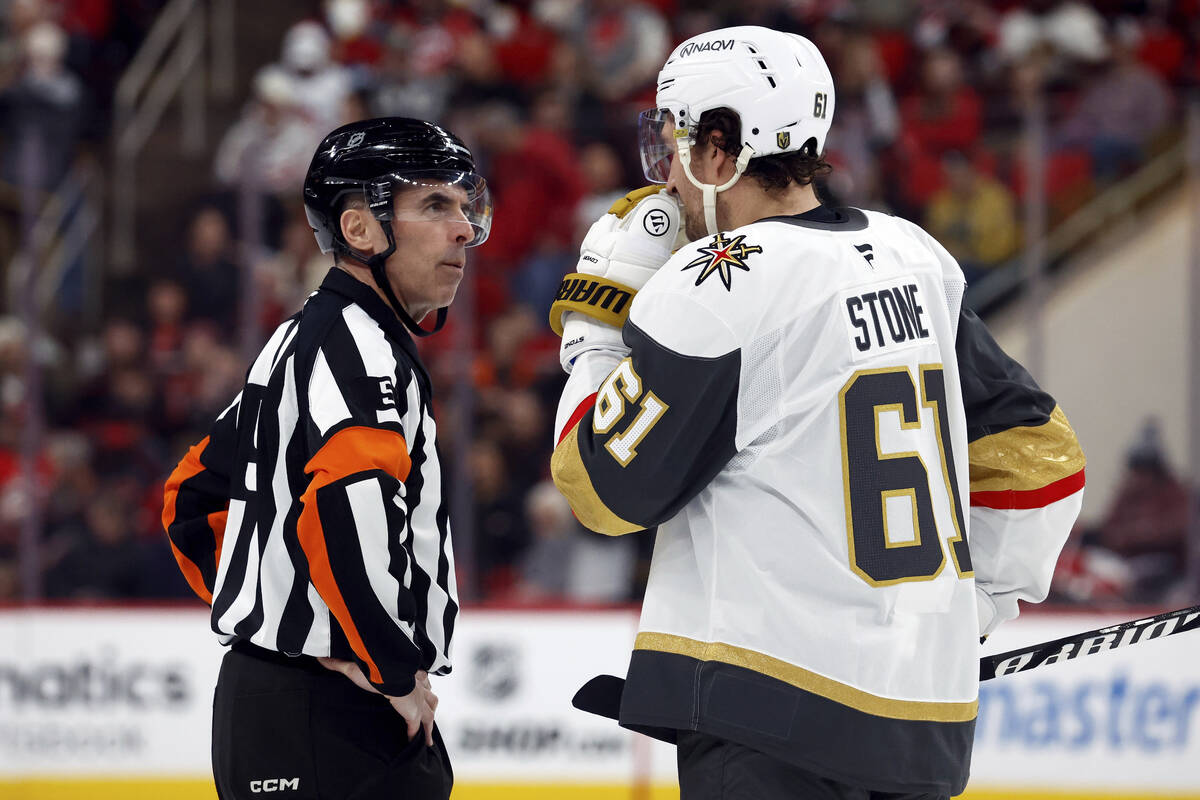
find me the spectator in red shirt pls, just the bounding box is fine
[470,101,587,313]
[1093,419,1190,603]
[901,47,982,158]
[325,0,384,68]
[490,4,559,89]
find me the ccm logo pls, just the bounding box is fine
[250,778,299,792]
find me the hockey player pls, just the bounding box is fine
[550,26,1084,800]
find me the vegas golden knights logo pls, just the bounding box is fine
[776,131,790,149]
[682,232,763,291]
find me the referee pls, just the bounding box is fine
[162,117,493,800]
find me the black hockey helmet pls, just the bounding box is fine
[302,117,492,335]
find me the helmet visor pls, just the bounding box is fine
[376,169,493,247]
[638,108,682,184]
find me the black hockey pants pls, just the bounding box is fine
[212,641,452,800]
[677,731,951,800]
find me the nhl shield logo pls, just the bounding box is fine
[776,131,790,149]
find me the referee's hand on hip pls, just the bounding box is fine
[319,657,438,746]
[389,671,438,747]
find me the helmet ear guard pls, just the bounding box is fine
[366,179,393,221]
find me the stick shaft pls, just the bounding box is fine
[979,605,1200,681]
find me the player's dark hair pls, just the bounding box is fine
[695,107,832,192]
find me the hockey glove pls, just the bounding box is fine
[551,186,681,372]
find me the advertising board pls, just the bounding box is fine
[2,607,1199,799]
[973,612,1200,796]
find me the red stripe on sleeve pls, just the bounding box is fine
[557,393,598,446]
[970,468,1086,510]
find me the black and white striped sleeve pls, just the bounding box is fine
[162,394,239,604]
[294,306,425,697]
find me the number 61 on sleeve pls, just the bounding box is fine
[593,358,669,467]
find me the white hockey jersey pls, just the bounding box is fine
[552,206,1085,795]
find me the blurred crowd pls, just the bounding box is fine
[1052,418,1195,608]
[0,0,1197,604]
[0,0,173,182]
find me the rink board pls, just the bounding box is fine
[1,606,1198,798]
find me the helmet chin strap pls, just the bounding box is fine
[677,137,755,236]
[348,222,448,338]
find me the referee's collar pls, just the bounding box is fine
[318,267,420,358]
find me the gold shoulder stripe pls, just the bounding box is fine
[969,405,1085,493]
[635,632,978,723]
[607,185,663,218]
[551,422,641,536]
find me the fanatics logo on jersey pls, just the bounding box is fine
[854,243,875,267]
[682,232,763,290]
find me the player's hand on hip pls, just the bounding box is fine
[387,673,437,747]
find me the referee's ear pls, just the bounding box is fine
[340,206,375,253]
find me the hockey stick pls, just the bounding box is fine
[980,604,1200,681]
[573,606,1200,719]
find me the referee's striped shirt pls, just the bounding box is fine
[163,268,458,697]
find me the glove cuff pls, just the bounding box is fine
[559,312,628,373]
[548,273,638,336]
[976,585,1000,638]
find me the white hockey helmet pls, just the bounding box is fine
[638,26,835,235]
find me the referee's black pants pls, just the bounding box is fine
[213,642,452,800]
[677,731,950,800]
